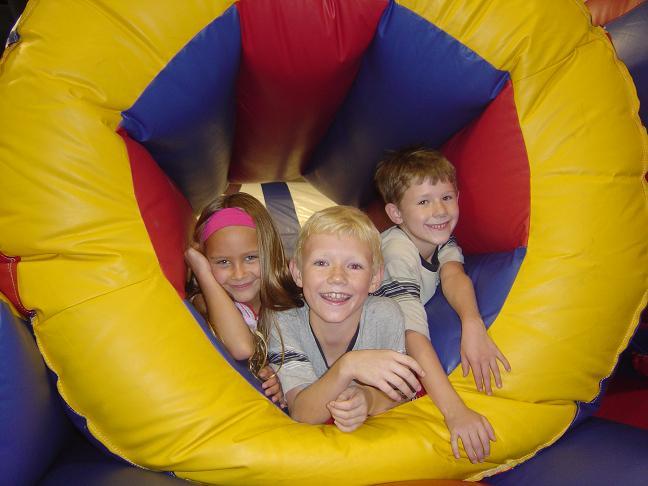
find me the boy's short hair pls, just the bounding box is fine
[374,146,457,205]
[294,205,383,274]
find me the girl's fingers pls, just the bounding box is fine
[451,433,460,460]
[491,359,502,389]
[498,351,512,372]
[472,364,484,393]
[483,416,496,441]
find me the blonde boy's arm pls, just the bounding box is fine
[287,349,423,425]
[185,248,255,360]
[406,330,495,463]
[439,262,510,394]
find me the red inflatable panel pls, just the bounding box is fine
[443,81,530,254]
[120,130,193,297]
[229,0,387,182]
[0,253,32,317]
[586,0,646,26]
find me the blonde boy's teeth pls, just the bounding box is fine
[322,292,350,301]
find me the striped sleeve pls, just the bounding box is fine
[375,234,430,339]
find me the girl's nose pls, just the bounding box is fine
[231,262,246,279]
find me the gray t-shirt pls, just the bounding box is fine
[267,295,406,394]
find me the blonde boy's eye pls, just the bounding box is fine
[348,263,364,270]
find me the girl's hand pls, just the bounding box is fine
[184,247,212,278]
[444,404,496,463]
[327,386,369,432]
[460,319,511,395]
[258,366,284,405]
[340,350,424,401]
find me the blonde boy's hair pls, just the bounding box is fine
[374,146,457,205]
[294,205,383,274]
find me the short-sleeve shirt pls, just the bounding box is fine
[267,295,406,394]
[373,226,464,339]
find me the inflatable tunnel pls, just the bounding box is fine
[1,0,647,484]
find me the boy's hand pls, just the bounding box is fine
[327,386,369,432]
[444,404,496,463]
[258,366,285,406]
[184,247,212,278]
[341,350,424,401]
[460,319,511,395]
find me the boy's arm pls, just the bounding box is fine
[327,383,405,432]
[287,349,423,424]
[185,248,255,360]
[406,330,495,463]
[439,261,510,394]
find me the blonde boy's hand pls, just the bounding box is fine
[340,350,424,401]
[445,404,496,463]
[258,366,285,406]
[460,319,511,395]
[327,386,369,432]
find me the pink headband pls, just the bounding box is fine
[200,207,256,244]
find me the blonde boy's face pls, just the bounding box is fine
[290,233,382,333]
[386,178,459,261]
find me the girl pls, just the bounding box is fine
[186,192,301,405]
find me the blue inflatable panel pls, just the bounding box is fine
[425,248,526,374]
[0,302,71,485]
[487,418,648,486]
[40,431,188,486]
[606,3,648,126]
[305,1,509,206]
[262,182,301,258]
[121,6,241,210]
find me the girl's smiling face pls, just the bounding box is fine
[204,225,261,312]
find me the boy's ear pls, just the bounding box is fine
[289,259,303,288]
[369,264,384,294]
[385,203,403,225]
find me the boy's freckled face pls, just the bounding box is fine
[292,233,380,333]
[391,178,459,260]
[204,226,261,312]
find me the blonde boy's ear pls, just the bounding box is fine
[289,259,303,288]
[385,203,403,225]
[369,264,384,294]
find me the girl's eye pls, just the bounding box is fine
[244,255,259,262]
[214,259,229,266]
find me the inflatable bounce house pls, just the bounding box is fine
[1,1,647,485]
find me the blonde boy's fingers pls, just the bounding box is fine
[394,365,421,392]
[377,382,403,401]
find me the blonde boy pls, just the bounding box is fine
[268,206,424,432]
[374,147,510,463]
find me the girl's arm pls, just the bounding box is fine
[185,248,255,360]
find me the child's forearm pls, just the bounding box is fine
[359,385,402,416]
[195,271,255,360]
[288,362,354,424]
[406,331,466,417]
[440,262,483,326]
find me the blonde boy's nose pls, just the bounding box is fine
[327,265,347,283]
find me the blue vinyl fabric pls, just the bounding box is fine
[305,0,510,206]
[425,248,526,374]
[261,182,301,258]
[0,302,71,485]
[606,3,648,126]
[487,418,648,486]
[121,6,241,210]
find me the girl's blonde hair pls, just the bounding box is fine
[187,192,301,375]
[293,205,383,275]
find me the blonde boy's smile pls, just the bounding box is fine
[290,233,381,337]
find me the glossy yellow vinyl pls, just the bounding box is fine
[0,0,646,484]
